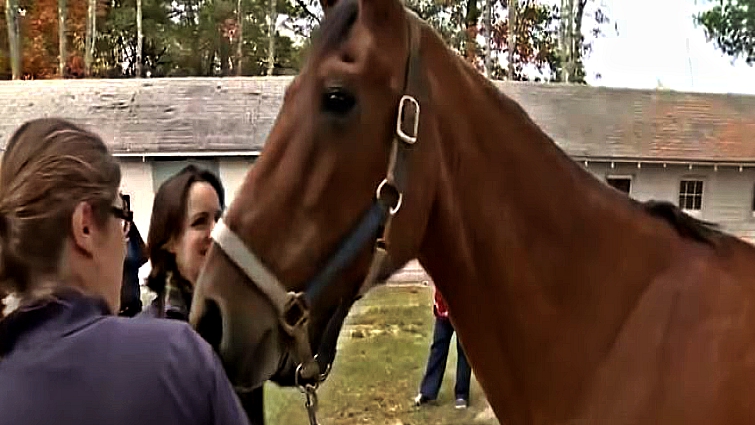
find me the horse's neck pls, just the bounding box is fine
[416,43,676,422]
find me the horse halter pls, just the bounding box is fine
[210,10,424,425]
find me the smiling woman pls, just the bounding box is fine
[141,164,226,320]
[137,164,268,425]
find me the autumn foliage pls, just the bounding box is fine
[0,0,94,79]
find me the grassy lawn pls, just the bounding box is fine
[263,284,500,425]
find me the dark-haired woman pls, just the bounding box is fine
[141,164,225,320]
[141,164,265,425]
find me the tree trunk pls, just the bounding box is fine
[5,0,21,80]
[483,0,491,77]
[220,39,230,76]
[266,0,276,76]
[559,0,585,83]
[136,0,142,78]
[463,0,479,66]
[236,0,243,76]
[571,0,587,82]
[58,0,67,78]
[508,0,516,80]
[85,0,96,76]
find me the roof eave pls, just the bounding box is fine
[573,156,755,166]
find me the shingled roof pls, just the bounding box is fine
[2,77,755,162]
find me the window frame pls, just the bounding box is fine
[605,174,633,195]
[678,178,705,217]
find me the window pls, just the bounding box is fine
[606,176,631,194]
[679,180,703,211]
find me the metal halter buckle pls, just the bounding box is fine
[396,95,420,145]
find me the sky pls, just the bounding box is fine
[581,0,755,95]
[278,0,755,95]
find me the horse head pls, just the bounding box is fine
[190,0,443,398]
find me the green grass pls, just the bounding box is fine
[263,284,499,425]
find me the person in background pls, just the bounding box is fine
[414,286,472,409]
[140,164,265,425]
[141,164,224,320]
[0,118,249,425]
[118,194,148,317]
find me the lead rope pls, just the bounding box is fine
[303,384,320,425]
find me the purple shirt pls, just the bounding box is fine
[0,289,250,425]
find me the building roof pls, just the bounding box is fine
[2,77,755,162]
[0,77,284,156]
[503,82,755,163]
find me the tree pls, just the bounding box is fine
[695,0,755,64]
[491,0,561,81]
[58,0,65,77]
[405,0,563,81]
[483,0,491,75]
[85,0,94,75]
[507,0,515,79]
[9,0,89,79]
[558,0,615,83]
[135,0,141,77]
[235,0,242,75]
[266,0,275,75]
[5,0,21,79]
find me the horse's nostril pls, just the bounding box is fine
[195,299,223,352]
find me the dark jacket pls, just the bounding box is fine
[120,223,148,317]
[0,288,250,425]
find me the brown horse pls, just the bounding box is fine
[190,0,755,423]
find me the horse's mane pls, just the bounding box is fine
[639,199,723,246]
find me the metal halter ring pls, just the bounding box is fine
[376,179,403,215]
[294,355,331,390]
[295,362,319,392]
[396,95,420,145]
[317,360,332,382]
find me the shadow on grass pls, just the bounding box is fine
[264,285,500,425]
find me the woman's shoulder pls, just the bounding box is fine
[107,314,208,356]
[100,316,248,422]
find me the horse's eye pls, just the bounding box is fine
[322,87,356,115]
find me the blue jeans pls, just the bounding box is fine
[419,316,471,401]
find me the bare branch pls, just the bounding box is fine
[295,0,320,23]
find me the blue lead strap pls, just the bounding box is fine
[303,200,389,305]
